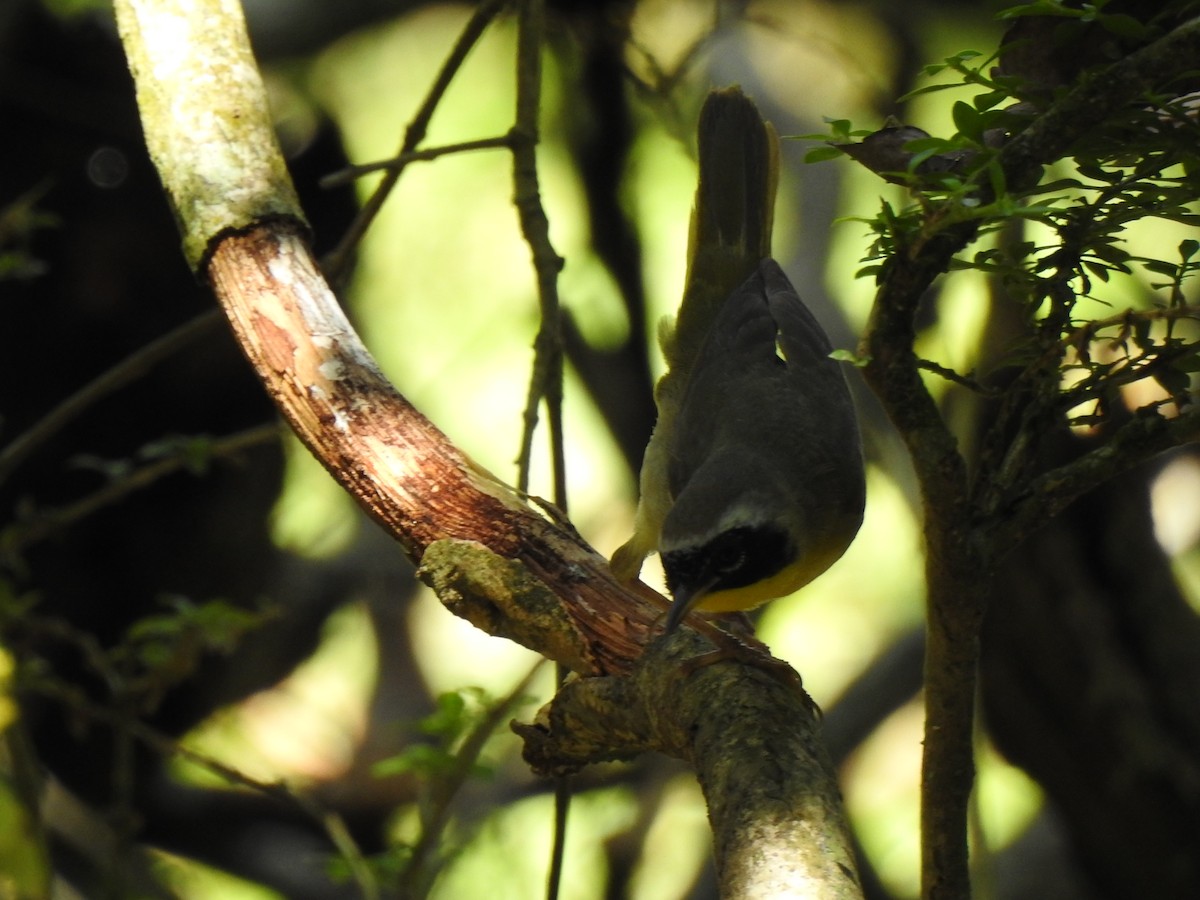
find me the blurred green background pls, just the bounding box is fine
[4,1,1200,898]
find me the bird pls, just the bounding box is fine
[611,86,865,636]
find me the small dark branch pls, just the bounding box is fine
[975,276,1078,519]
[5,423,280,556]
[918,570,985,900]
[511,0,567,505]
[977,303,1200,518]
[622,25,715,137]
[915,358,995,394]
[1056,348,1196,415]
[507,16,579,871]
[0,311,222,488]
[1061,304,1200,349]
[990,406,1200,554]
[860,222,975,515]
[319,135,515,187]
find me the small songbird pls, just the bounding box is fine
[611,87,865,633]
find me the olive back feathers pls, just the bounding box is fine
[611,87,779,581]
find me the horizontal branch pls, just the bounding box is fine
[989,406,1200,554]
[998,16,1200,181]
[319,135,514,188]
[9,423,279,553]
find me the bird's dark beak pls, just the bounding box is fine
[664,578,717,634]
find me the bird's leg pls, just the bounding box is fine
[676,614,820,717]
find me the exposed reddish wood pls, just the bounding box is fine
[205,220,656,674]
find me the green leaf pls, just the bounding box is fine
[972,89,1010,111]
[829,348,871,367]
[370,743,491,780]
[952,101,982,141]
[1097,13,1149,40]
[947,49,984,63]
[822,117,855,140]
[804,145,845,163]
[419,690,471,738]
[997,0,1075,19]
[371,744,458,778]
[1142,259,1179,277]
[1090,242,1131,265]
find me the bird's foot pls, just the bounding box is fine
[680,619,820,717]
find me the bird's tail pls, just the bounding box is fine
[665,86,779,375]
[611,87,779,582]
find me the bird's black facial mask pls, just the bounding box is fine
[663,523,796,598]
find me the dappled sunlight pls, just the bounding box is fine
[17,0,1196,894]
[408,584,547,698]
[178,602,378,786]
[843,698,923,898]
[973,738,1043,857]
[629,774,711,900]
[760,466,924,705]
[270,432,359,559]
[432,787,640,900]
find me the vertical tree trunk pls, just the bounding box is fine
[982,454,1200,899]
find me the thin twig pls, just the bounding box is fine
[404,661,546,900]
[991,405,1200,554]
[915,358,995,394]
[1060,304,1200,349]
[5,422,280,554]
[322,811,380,900]
[322,0,509,285]
[29,676,306,804]
[505,7,571,900]
[24,644,380,898]
[510,0,566,504]
[320,136,514,188]
[0,310,222,488]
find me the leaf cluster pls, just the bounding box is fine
[2,592,270,717]
[813,6,1200,452]
[329,681,537,898]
